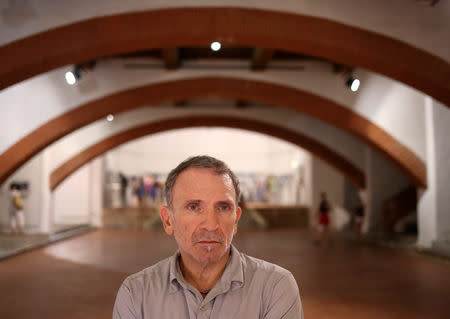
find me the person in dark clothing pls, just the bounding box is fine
[318,193,330,228]
[353,197,365,238]
[315,192,331,245]
[119,172,128,207]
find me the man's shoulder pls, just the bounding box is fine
[122,256,172,291]
[236,249,300,309]
[238,250,293,281]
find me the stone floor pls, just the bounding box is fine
[0,228,449,319]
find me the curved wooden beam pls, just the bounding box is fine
[50,115,365,191]
[0,77,426,188]
[1,7,448,105]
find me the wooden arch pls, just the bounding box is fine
[1,7,448,105]
[0,77,426,188]
[50,115,365,191]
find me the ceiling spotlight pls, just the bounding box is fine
[65,65,81,85]
[346,76,360,92]
[210,41,221,51]
[106,114,114,122]
[65,71,76,85]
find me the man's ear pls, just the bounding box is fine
[233,206,242,235]
[160,206,174,235]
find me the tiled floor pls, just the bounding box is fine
[0,229,449,319]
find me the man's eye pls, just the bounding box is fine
[219,205,230,211]
[187,204,198,211]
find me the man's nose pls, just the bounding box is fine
[201,208,219,231]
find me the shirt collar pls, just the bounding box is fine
[217,244,244,292]
[168,244,244,295]
[169,250,184,293]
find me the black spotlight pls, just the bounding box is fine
[346,76,360,92]
[65,65,81,85]
[73,65,82,80]
[65,61,96,85]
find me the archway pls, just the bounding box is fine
[0,77,425,188]
[50,115,365,191]
[1,8,448,105]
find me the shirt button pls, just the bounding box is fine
[200,306,206,311]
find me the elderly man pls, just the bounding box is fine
[113,156,303,319]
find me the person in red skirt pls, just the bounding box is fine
[315,192,331,245]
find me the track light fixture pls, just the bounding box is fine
[64,61,96,85]
[346,75,360,92]
[333,64,360,93]
[65,65,81,85]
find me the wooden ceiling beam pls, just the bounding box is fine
[1,8,448,105]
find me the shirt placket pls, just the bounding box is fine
[197,298,213,319]
[184,288,214,319]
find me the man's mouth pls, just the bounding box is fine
[198,240,220,244]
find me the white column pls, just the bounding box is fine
[89,157,104,227]
[417,97,450,248]
[362,147,373,234]
[364,147,411,234]
[40,148,53,233]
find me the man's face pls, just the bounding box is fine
[160,167,241,267]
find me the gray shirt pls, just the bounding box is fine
[113,245,303,319]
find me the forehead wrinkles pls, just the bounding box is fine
[172,169,235,203]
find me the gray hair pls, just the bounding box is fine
[164,155,241,210]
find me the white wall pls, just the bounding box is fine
[418,98,450,247]
[89,157,105,227]
[433,100,450,241]
[107,127,307,174]
[52,157,104,227]
[53,163,91,225]
[364,147,411,233]
[105,127,312,206]
[351,70,427,161]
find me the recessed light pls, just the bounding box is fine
[210,41,221,51]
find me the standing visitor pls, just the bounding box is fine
[353,197,365,239]
[315,192,331,245]
[10,184,25,235]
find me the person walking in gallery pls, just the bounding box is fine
[119,172,128,207]
[9,184,25,235]
[315,192,331,245]
[113,155,303,319]
[353,197,365,239]
[131,176,145,207]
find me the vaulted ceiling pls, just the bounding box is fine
[1,2,448,189]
